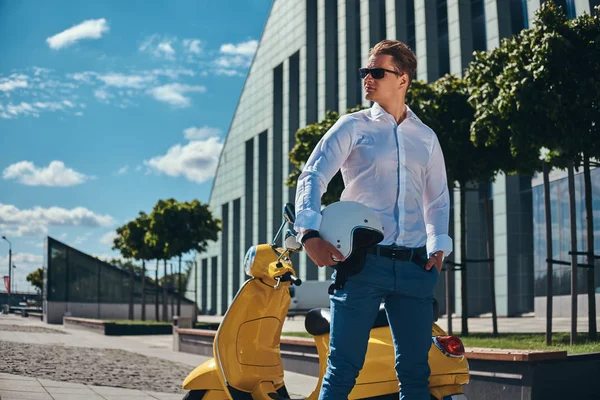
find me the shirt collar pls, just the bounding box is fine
[369,102,418,123]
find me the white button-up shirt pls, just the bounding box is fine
[294,102,453,258]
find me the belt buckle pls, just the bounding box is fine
[390,249,396,260]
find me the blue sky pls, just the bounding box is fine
[0,0,272,293]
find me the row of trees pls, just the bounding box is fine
[112,198,220,321]
[287,2,599,343]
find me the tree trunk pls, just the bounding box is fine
[567,160,578,345]
[141,260,146,321]
[194,260,198,325]
[543,162,553,345]
[163,260,168,322]
[155,260,159,322]
[583,156,597,341]
[170,263,175,318]
[483,188,498,337]
[177,256,182,316]
[446,258,453,336]
[460,183,469,336]
[128,264,134,320]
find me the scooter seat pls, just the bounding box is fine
[304,305,389,336]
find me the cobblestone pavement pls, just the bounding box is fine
[0,324,67,334]
[0,340,190,394]
[0,315,317,398]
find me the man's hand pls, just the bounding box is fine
[425,251,444,273]
[303,237,346,267]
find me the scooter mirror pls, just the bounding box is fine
[283,203,296,224]
[284,234,302,251]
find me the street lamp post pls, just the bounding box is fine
[2,236,11,296]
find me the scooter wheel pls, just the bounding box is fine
[182,390,207,400]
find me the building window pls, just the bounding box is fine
[245,138,254,257]
[306,0,318,124]
[272,64,283,239]
[369,0,386,46]
[346,0,362,109]
[258,131,268,243]
[471,0,486,52]
[232,198,241,295]
[555,0,577,19]
[221,202,229,314]
[511,0,528,34]
[325,1,339,112]
[407,0,416,53]
[437,0,450,76]
[532,168,600,297]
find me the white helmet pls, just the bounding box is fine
[319,201,384,260]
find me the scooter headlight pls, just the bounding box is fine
[243,246,258,277]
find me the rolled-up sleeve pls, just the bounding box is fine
[294,115,354,239]
[423,134,453,258]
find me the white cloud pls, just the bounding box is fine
[2,160,91,187]
[73,231,94,246]
[157,41,175,58]
[219,40,258,56]
[147,83,206,107]
[0,252,44,292]
[213,40,258,74]
[0,100,77,119]
[150,68,195,79]
[97,73,155,88]
[183,126,222,140]
[116,165,128,175]
[144,137,223,183]
[75,111,84,116]
[139,35,178,60]
[0,203,115,237]
[46,18,109,50]
[68,71,97,83]
[94,88,112,102]
[100,231,117,246]
[33,67,51,76]
[183,39,202,54]
[0,75,28,92]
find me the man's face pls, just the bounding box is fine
[362,54,405,103]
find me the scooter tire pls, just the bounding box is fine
[182,390,207,400]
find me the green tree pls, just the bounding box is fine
[408,76,504,336]
[26,268,43,294]
[466,1,600,342]
[147,198,221,316]
[286,106,365,205]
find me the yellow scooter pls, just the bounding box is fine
[182,204,469,400]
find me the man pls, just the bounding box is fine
[294,40,452,400]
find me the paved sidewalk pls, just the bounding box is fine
[0,373,181,400]
[0,315,318,399]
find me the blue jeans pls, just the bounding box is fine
[318,248,439,400]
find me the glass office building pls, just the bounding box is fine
[190,0,598,317]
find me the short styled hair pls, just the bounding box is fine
[369,40,417,86]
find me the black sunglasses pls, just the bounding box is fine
[359,67,402,79]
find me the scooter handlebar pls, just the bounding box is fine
[282,272,302,286]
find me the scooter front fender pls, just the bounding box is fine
[183,358,226,391]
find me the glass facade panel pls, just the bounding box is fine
[437,0,450,76]
[533,169,600,297]
[471,0,486,51]
[407,0,416,53]
[45,237,188,306]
